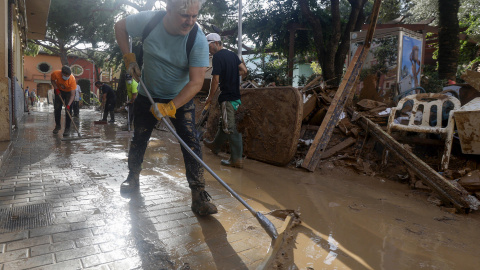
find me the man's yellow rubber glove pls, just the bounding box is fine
[123,53,141,82]
[150,101,176,120]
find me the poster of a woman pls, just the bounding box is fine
[400,35,423,93]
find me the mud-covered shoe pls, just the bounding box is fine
[203,139,219,155]
[191,188,218,216]
[63,128,70,137]
[120,173,139,192]
[53,126,61,134]
[221,158,244,169]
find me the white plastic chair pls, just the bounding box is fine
[384,93,461,171]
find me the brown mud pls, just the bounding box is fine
[197,149,480,269]
[48,107,480,269]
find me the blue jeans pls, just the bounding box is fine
[128,94,204,189]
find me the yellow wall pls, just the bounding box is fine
[0,0,10,141]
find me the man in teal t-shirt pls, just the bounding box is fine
[115,0,217,216]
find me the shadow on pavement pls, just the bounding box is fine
[198,215,248,269]
[128,191,175,270]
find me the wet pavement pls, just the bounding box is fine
[1,103,480,269]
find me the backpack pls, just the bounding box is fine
[137,11,198,67]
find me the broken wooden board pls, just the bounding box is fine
[320,137,357,160]
[460,70,480,92]
[301,0,383,172]
[204,87,303,166]
[302,92,318,120]
[348,107,479,213]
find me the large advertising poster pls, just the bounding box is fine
[349,35,399,105]
[399,35,423,94]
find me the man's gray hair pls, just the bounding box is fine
[167,0,205,12]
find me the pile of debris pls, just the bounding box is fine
[295,78,384,175]
[294,71,480,214]
[195,65,480,214]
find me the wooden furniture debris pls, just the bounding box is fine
[300,75,323,94]
[347,107,478,213]
[320,137,357,160]
[384,93,460,171]
[299,125,319,138]
[241,80,259,89]
[301,0,382,172]
[204,87,303,166]
[454,97,480,155]
[458,170,480,192]
[302,92,318,120]
[461,70,480,91]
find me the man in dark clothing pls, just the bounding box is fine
[95,81,116,123]
[203,33,248,168]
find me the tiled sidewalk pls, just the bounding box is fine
[0,106,275,270]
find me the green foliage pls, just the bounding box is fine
[310,62,322,74]
[36,0,121,66]
[371,36,398,72]
[245,53,291,86]
[378,0,402,23]
[459,0,480,42]
[243,0,312,57]
[457,40,480,78]
[77,79,98,106]
[297,73,318,86]
[358,36,398,80]
[405,0,438,24]
[24,41,40,57]
[420,65,446,93]
[200,0,236,31]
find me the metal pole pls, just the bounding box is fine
[139,78,278,240]
[238,0,242,59]
[238,0,243,84]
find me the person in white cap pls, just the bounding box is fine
[203,33,248,168]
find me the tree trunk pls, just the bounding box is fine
[299,0,368,86]
[334,0,368,86]
[298,0,326,69]
[438,0,460,81]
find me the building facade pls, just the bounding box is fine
[24,54,99,100]
[0,0,50,142]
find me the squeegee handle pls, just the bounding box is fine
[138,78,256,214]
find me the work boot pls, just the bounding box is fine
[203,139,219,155]
[221,132,244,169]
[191,187,218,216]
[52,125,61,134]
[221,158,244,168]
[63,127,70,137]
[120,173,140,192]
[109,111,115,123]
[203,129,228,155]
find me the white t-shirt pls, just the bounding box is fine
[74,85,82,101]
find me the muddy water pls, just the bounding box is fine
[50,107,480,269]
[194,151,480,269]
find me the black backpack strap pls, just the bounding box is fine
[138,11,165,67]
[186,23,198,63]
[142,11,166,43]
